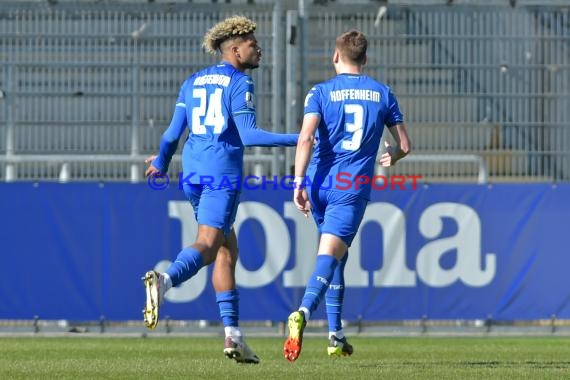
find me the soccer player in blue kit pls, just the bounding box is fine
[142,16,297,364]
[283,30,411,362]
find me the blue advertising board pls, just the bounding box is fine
[0,182,568,322]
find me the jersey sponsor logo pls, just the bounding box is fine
[330,89,380,102]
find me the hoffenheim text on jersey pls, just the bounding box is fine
[329,89,380,102]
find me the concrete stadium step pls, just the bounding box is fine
[398,96,482,124]
[384,68,457,96]
[405,123,495,151]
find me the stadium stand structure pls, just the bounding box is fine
[0,0,568,182]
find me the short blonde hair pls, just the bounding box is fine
[202,16,257,55]
[336,30,367,65]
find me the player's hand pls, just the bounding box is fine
[144,154,160,177]
[293,188,311,218]
[379,141,397,167]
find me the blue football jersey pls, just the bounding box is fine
[179,62,253,184]
[304,73,404,199]
[153,61,297,186]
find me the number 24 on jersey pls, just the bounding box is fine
[192,88,225,134]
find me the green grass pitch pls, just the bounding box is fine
[1,336,570,379]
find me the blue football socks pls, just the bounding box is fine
[165,247,204,287]
[326,252,348,334]
[300,254,339,316]
[217,289,240,328]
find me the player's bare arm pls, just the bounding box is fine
[293,114,320,216]
[379,123,411,167]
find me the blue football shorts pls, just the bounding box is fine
[308,187,368,246]
[183,183,241,237]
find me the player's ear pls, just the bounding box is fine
[333,50,340,64]
[232,45,240,58]
[363,54,368,66]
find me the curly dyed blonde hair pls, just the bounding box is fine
[202,16,257,55]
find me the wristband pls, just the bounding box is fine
[294,176,306,189]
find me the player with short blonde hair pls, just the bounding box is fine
[284,29,411,361]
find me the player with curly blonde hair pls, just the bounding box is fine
[202,15,257,55]
[142,16,298,364]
